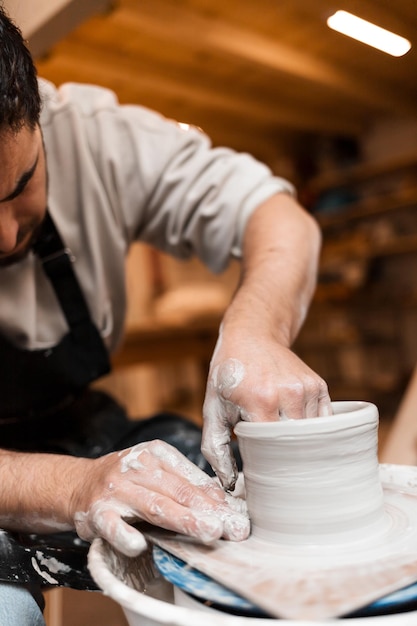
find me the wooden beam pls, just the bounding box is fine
[37,45,363,137]
[3,0,114,58]
[110,2,417,116]
[3,0,69,35]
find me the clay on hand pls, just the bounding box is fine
[202,335,331,491]
[72,440,249,556]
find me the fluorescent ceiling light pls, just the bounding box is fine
[327,10,411,57]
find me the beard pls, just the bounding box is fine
[0,214,45,268]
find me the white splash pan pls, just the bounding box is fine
[140,464,417,620]
[88,531,417,626]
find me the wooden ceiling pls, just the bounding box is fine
[33,0,417,165]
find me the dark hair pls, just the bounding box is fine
[0,3,41,132]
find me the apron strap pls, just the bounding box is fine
[32,211,111,376]
[32,211,94,330]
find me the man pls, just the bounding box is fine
[0,5,331,623]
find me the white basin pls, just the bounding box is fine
[88,538,417,626]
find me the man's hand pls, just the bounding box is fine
[71,440,249,556]
[201,192,332,491]
[202,331,331,491]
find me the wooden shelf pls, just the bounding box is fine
[320,232,417,266]
[317,188,417,230]
[111,315,221,369]
[297,154,417,415]
[369,233,417,258]
[294,336,398,350]
[309,152,417,195]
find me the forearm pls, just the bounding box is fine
[202,192,330,489]
[0,449,91,533]
[0,444,249,554]
[224,192,321,345]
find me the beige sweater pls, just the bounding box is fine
[0,79,293,353]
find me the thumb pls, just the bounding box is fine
[201,418,238,491]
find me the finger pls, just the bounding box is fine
[118,443,248,536]
[305,379,332,418]
[278,376,332,420]
[276,382,306,420]
[129,484,249,542]
[201,418,238,491]
[123,484,223,541]
[121,441,229,503]
[95,508,148,557]
[74,504,148,557]
[202,389,242,491]
[317,389,333,417]
[144,441,221,490]
[123,468,249,541]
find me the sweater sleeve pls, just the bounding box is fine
[40,79,295,273]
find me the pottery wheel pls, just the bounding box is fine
[145,464,417,620]
[152,544,417,618]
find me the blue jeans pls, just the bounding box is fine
[0,584,45,626]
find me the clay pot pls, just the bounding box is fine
[234,401,387,545]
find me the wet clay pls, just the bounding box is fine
[234,401,387,545]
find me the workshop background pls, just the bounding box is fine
[4,1,417,624]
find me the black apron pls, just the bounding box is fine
[0,210,122,455]
[0,211,111,422]
[0,210,212,462]
[0,212,239,605]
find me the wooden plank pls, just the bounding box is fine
[310,152,417,194]
[36,17,364,136]
[111,318,220,368]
